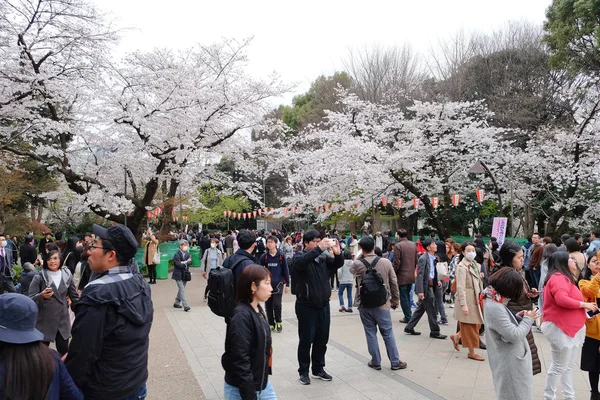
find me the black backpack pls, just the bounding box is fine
[357,256,388,308]
[255,238,266,255]
[207,256,247,321]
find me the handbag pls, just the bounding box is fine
[183,267,192,282]
[152,249,160,265]
[436,262,449,279]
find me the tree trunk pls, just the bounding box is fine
[36,204,43,222]
[372,207,381,233]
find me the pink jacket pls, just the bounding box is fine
[542,273,586,337]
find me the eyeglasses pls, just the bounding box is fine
[89,244,113,251]
[48,257,60,261]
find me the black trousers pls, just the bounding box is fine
[329,271,339,289]
[295,302,330,375]
[265,291,283,325]
[147,264,157,282]
[44,332,69,356]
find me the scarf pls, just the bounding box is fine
[479,285,506,311]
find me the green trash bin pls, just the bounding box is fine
[156,253,170,279]
[190,246,201,267]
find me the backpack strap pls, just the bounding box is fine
[359,256,381,271]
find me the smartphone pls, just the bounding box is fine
[587,309,600,318]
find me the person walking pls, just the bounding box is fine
[172,239,192,312]
[28,249,79,356]
[66,224,153,400]
[259,236,290,332]
[404,239,447,339]
[144,228,159,284]
[0,293,83,400]
[542,252,598,400]
[292,229,344,385]
[450,243,484,361]
[202,238,224,301]
[392,229,418,324]
[222,264,276,399]
[482,268,540,400]
[578,252,600,400]
[0,233,16,293]
[350,236,406,371]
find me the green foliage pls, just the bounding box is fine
[544,0,600,74]
[191,184,250,228]
[12,265,22,285]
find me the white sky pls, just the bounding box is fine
[96,0,552,105]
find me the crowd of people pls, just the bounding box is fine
[2,225,600,399]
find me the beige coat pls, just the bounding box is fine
[454,258,484,324]
[349,254,400,310]
[144,235,159,265]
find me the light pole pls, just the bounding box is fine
[468,160,504,217]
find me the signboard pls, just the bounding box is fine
[491,217,508,245]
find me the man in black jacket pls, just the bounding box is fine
[19,235,38,266]
[292,229,344,385]
[66,224,153,400]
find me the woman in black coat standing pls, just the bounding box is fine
[28,249,79,356]
[222,264,276,400]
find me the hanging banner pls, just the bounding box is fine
[476,189,485,203]
[451,194,461,207]
[431,197,440,209]
[413,198,421,209]
[395,198,404,208]
[491,217,509,245]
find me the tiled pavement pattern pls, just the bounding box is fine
[153,275,592,399]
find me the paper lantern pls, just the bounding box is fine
[413,198,421,209]
[258,209,262,216]
[431,197,440,209]
[476,189,485,203]
[451,194,461,207]
[381,196,388,207]
[395,198,404,208]
[223,211,227,217]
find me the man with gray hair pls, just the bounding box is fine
[172,239,192,311]
[18,262,37,294]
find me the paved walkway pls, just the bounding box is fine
[147,273,592,399]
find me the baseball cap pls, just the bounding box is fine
[92,224,139,260]
[0,294,44,344]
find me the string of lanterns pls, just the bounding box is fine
[220,189,487,219]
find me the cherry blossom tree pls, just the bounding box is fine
[0,0,287,237]
[274,91,508,238]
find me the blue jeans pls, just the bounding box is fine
[358,307,401,366]
[124,385,147,400]
[398,284,412,320]
[338,283,353,308]
[409,284,415,305]
[224,381,277,400]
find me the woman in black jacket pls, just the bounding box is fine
[222,264,276,400]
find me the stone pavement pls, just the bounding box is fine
[147,273,593,399]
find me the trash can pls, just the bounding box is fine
[156,253,170,279]
[190,246,201,267]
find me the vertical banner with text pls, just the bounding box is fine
[491,217,509,245]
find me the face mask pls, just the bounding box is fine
[465,252,476,261]
[182,246,189,252]
[211,243,217,249]
[0,241,6,248]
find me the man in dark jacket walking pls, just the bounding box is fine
[292,229,344,385]
[223,230,257,287]
[172,239,192,312]
[404,239,447,340]
[19,235,38,266]
[392,229,418,323]
[66,224,153,400]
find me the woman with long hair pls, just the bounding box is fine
[578,252,600,400]
[543,252,598,399]
[28,249,79,356]
[482,268,539,400]
[0,293,82,399]
[61,236,81,274]
[450,242,484,361]
[222,264,276,399]
[143,227,159,284]
[500,240,542,375]
[538,243,558,327]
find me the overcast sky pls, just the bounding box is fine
[96,0,552,105]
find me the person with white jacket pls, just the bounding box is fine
[337,251,354,312]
